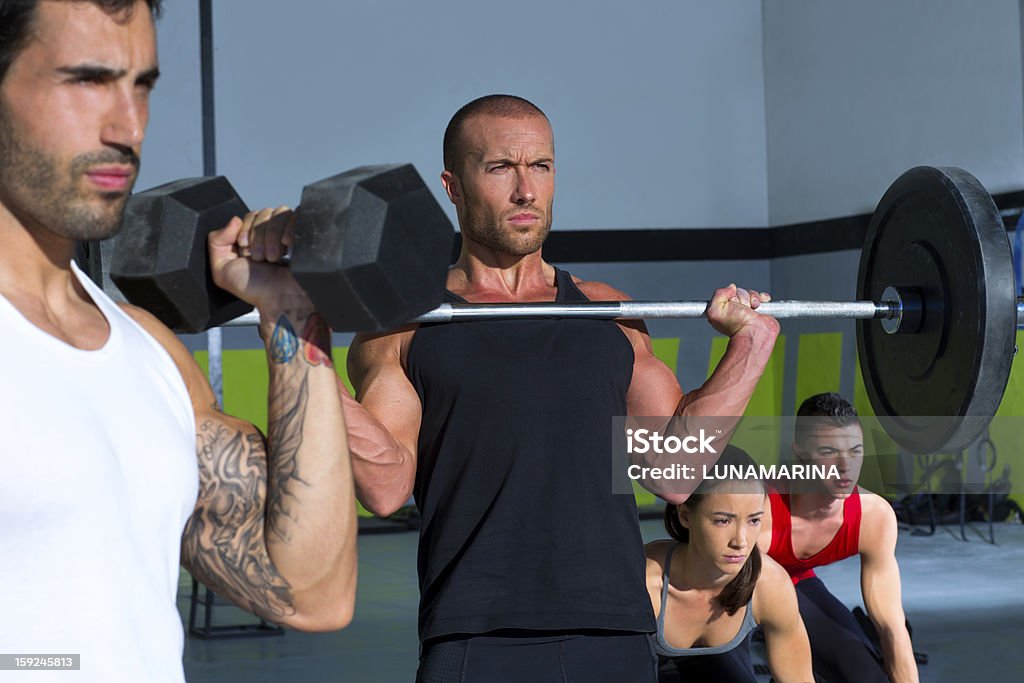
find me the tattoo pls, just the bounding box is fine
[301,314,334,367]
[265,373,313,543]
[181,420,295,621]
[270,315,299,364]
[182,311,324,622]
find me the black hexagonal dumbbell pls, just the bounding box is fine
[94,164,454,333]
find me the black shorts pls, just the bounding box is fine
[416,631,658,683]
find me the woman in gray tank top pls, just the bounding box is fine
[643,446,814,683]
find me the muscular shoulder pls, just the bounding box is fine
[118,303,216,411]
[857,489,896,526]
[348,325,418,383]
[573,279,652,345]
[752,553,796,622]
[756,552,791,591]
[856,489,898,555]
[644,540,673,579]
[119,303,194,367]
[575,278,632,302]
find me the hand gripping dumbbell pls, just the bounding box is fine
[93,164,454,333]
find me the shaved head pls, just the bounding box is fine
[443,94,549,173]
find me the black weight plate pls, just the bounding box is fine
[857,166,1015,454]
[111,177,253,333]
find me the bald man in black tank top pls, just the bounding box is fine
[341,95,781,683]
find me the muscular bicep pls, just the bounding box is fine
[348,331,422,459]
[181,409,297,622]
[625,319,686,416]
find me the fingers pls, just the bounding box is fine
[711,283,737,305]
[705,283,776,337]
[711,284,771,309]
[239,206,294,262]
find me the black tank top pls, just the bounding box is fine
[407,267,656,642]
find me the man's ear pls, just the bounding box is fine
[440,170,460,205]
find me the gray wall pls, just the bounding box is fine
[137,1,203,189]
[762,0,1024,225]
[207,0,769,230]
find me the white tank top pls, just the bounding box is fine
[0,263,198,682]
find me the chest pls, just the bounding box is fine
[0,342,197,542]
[408,318,634,398]
[788,512,847,560]
[658,585,747,649]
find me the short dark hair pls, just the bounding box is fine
[0,0,162,85]
[794,392,860,446]
[662,445,764,616]
[442,94,548,172]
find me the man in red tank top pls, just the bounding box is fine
[756,393,918,683]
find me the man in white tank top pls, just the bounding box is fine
[0,2,358,681]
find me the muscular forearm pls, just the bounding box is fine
[679,327,776,417]
[631,330,775,504]
[262,309,357,628]
[340,389,415,517]
[764,619,814,683]
[880,625,919,683]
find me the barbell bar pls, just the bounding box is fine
[220,296,1024,327]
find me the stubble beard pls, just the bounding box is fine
[461,203,553,257]
[0,110,137,242]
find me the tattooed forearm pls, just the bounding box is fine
[302,314,333,367]
[266,372,312,544]
[182,311,345,623]
[270,315,299,364]
[182,420,295,621]
[263,313,325,546]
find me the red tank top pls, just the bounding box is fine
[766,488,861,584]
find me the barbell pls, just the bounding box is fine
[88,165,1018,456]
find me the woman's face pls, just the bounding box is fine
[679,489,765,575]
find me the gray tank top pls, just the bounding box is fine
[651,543,758,658]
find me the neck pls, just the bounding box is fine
[451,238,554,299]
[0,201,81,305]
[672,542,735,592]
[789,491,844,519]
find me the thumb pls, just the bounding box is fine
[208,215,244,250]
[208,216,244,274]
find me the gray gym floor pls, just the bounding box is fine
[179,521,1024,682]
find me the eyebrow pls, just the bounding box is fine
[710,511,764,518]
[484,156,554,165]
[56,64,161,85]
